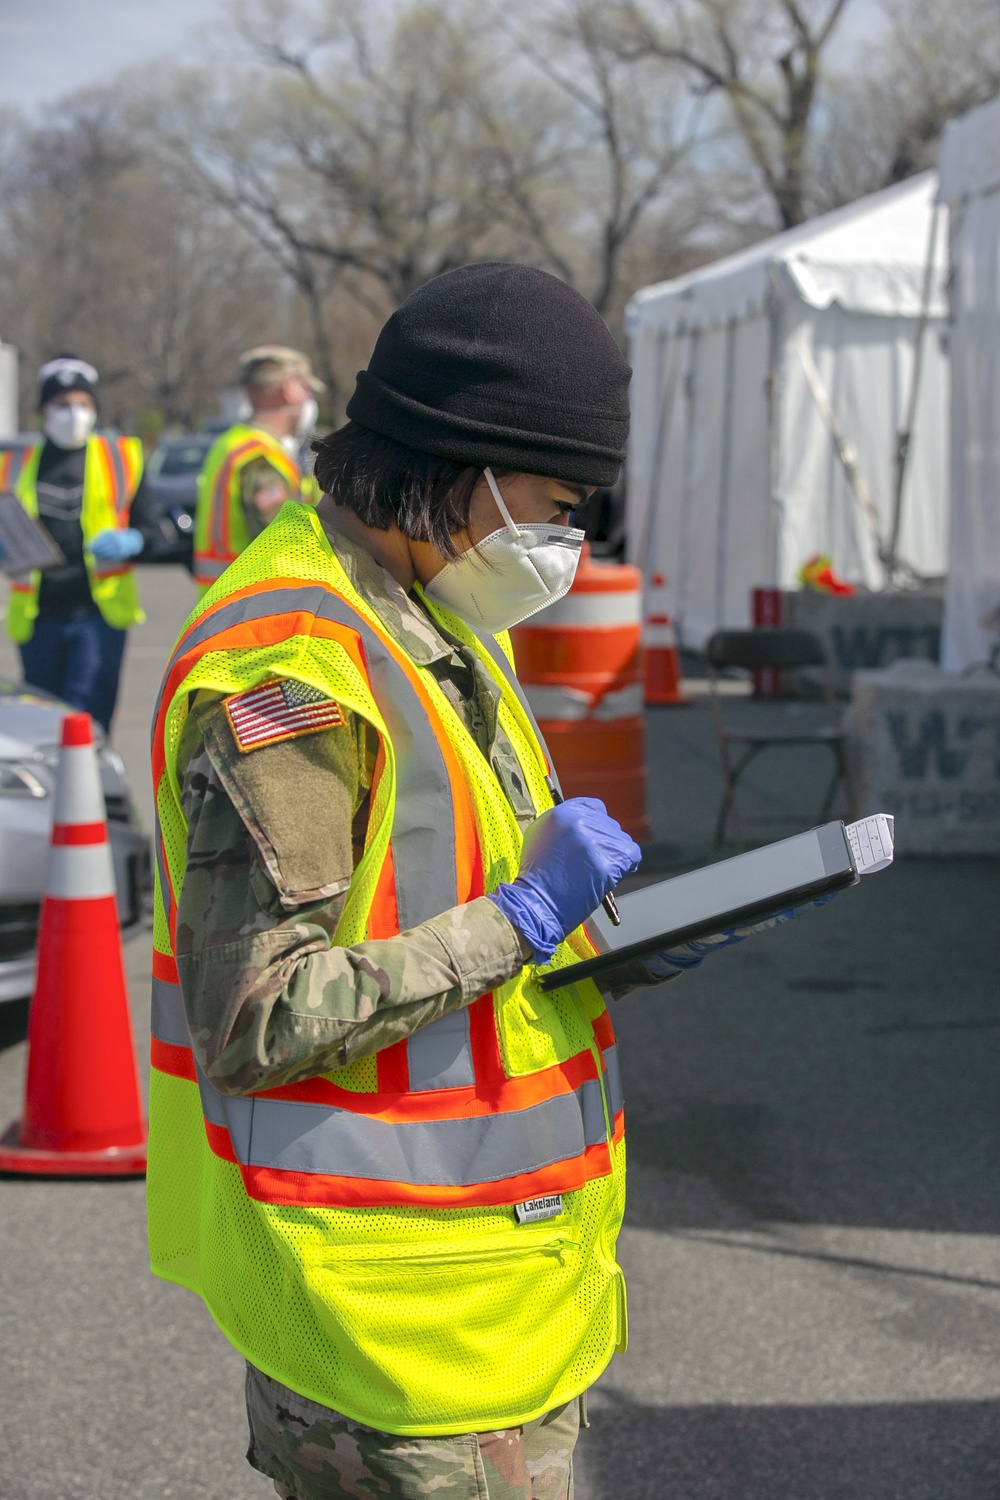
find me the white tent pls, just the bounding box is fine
[626,174,949,648]
[938,98,1000,673]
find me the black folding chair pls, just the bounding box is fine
[705,628,854,846]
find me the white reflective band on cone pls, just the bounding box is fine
[53,743,106,826]
[531,592,641,628]
[46,842,117,900]
[644,624,678,648]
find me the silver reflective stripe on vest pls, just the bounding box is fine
[152,585,333,740]
[470,628,561,797]
[194,1070,607,1185]
[151,972,190,1048]
[148,971,605,1186]
[406,1008,475,1091]
[151,573,617,1188]
[195,558,230,581]
[313,593,458,931]
[603,1044,623,1120]
[153,814,173,928]
[155,579,468,1089]
[154,582,460,926]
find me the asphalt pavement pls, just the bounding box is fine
[2,565,999,1500]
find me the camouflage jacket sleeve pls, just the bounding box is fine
[174,695,524,1097]
[240,454,295,539]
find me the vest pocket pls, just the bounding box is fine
[302,1231,600,1428]
[314,1226,580,1273]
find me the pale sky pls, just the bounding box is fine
[0,0,885,115]
[0,0,229,113]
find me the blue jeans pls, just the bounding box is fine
[19,610,128,733]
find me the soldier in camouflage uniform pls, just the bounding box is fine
[162,266,802,1499]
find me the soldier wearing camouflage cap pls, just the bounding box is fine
[192,344,325,594]
[148,264,770,1498]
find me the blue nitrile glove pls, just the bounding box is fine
[644,893,838,979]
[488,797,641,964]
[89,527,143,562]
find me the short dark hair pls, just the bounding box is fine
[313,421,484,559]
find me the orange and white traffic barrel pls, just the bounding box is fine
[644,571,687,705]
[511,543,649,842]
[0,712,146,1175]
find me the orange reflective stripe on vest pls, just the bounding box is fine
[0,446,28,491]
[150,574,617,1210]
[194,428,303,590]
[210,438,265,559]
[150,968,620,1210]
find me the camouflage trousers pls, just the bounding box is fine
[245,1362,584,1499]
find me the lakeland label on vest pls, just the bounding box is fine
[514,1193,563,1224]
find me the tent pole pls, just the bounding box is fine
[639,328,682,583]
[794,330,888,575]
[715,318,738,628]
[886,201,942,586]
[765,287,783,597]
[676,329,701,645]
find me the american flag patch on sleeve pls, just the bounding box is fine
[224,679,345,752]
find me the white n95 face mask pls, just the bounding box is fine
[43,403,96,450]
[424,467,584,635]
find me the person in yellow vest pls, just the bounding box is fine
[4,356,155,732]
[193,345,324,594]
[148,266,800,1499]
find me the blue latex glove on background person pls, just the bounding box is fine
[89,527,143,562]
[488,796,641,964]
[643,892,838,979]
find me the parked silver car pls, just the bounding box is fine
[0,680,150,1002]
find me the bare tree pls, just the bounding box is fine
[0,90,280,429]
[610,0,852,229]
[149,0,712,340]
[810,0,1000,209]
[498,0,707,315]
[150,3,541,322]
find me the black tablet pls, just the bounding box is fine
[539,818,892,992]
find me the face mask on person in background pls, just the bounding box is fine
[423,467,585,635]
[43,402,97,450]
[296,396,319,438]
[279,397,319,455]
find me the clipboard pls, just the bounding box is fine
[0,492,65,575]
[539,815,894,991]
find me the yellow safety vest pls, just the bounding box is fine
[148,502,627,1436]
[193,423,306,595]
[6,436,145,644]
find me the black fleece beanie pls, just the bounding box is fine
[346,263,631,487]
[38,354,99,410]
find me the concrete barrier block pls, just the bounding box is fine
[848,661,1000,855]
[782,590,944,696]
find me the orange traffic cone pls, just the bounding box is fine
[0,712,146,1175]
[643,572,687,705]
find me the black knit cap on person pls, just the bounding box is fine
[346,262,631,488]
[38,354,99,409]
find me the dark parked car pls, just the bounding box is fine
[145,434,213,568]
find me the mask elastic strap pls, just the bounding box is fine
[483,467,523,538]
